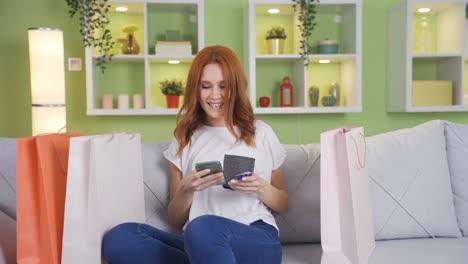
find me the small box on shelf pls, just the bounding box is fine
[412,80,453,106]
[155,41,192,56]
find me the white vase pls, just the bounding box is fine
[417,16,432,53]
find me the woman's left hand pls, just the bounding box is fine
[228,173,267,195]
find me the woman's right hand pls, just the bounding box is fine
[180,169,224,192]
[168,165,224,229]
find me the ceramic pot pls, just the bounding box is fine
[266,38,285,55]
[321,96,337,107]
[317,39,338,54]
[166,95,179,108]
[309,86,320,107]
[328,82,340,105]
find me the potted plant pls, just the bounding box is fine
[160,79,184,108]
[292,0,319,67]
[65,0,115,73]
[265,25,287,55]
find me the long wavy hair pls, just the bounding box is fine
[174,45,256,155]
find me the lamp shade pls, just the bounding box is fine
[28,28,66,135]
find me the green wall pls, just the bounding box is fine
[1,0,467,143]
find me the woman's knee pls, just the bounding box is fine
[102,222,140,258]
[186,215,223,231]
[184,215,228,241]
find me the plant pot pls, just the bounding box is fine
[266,38,285,55]
[166,95,179,108]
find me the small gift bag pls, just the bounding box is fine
[320,127,375,264]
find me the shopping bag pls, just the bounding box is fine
[16,133,82,264]
[320,127,375,264]
[61,133,145,264]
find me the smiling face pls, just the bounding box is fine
[199,63,226,127]
[174,46,257,153]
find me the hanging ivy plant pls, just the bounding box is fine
[65,0,115,73]
[292,0,319,68]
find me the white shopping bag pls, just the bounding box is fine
[320,127,375,264]
[61,133,145,264]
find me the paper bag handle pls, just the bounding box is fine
[106,132,137,142]
[34,132,77,176]
[350,131,367,169]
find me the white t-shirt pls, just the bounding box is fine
[163,120,286,230]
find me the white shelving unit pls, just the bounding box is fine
[387,0,468,112]
[247,0,362,114]
[85,0,204,115]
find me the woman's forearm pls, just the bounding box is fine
[258,168,289,213]
[167,163,193,230]
[167,186,193,229]
[257,183,289,214]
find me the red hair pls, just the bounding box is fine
[174,45,256,155]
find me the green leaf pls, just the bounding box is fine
[65,0,114,73]
[291,0,318,69]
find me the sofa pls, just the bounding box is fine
[1,119,468,264]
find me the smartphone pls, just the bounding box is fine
[195,160,223,178]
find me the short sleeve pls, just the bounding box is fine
[258,121,286,170]
[162,138,182,171]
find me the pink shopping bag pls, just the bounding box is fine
[320,127,375,264]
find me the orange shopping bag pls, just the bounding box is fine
[16,133,82,264]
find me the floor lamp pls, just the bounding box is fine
[28,27,66,135]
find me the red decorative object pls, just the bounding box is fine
[259,96,270,107]
[166,95,179,108]
[280,77,293,107]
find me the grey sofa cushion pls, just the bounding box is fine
[0,138,16,220]
[0,210,16,264]
[141,142,180,234]
[275,144,321,244]
[444,121,468,236]
[369,237,468,264]
[367,120,461,240]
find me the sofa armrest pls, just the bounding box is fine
[0,210,16,264]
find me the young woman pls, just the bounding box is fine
[102,45,288,264]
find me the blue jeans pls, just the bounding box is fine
[102,215,281,264]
